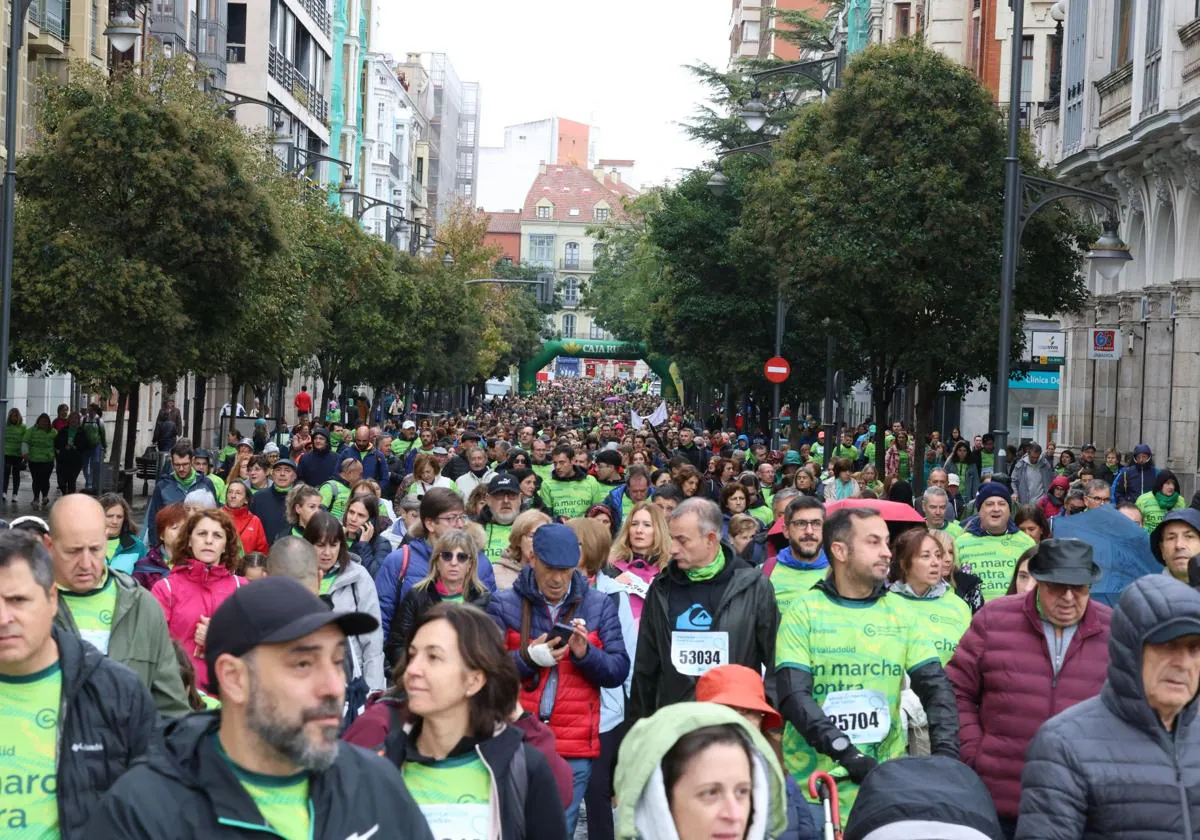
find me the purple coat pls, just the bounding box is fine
[945,589,1111,819]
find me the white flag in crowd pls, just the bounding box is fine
[647,400,668,428]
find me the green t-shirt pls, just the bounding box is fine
[769,563,828,618]
[482,523,512,567]
[889,590,972,666]
[776,587,939,824]
[955,530,1037,601]
[60,571,118,655]
[0,661,62,838]
[320,480,351,521]
[403,753,491,839]
[538,474,605,520]
[217,737,311,840]
[319,569,337,596]
[531,463,552,483]
[105,538,120,562]
[748,504,774,528]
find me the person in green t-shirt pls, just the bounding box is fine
[775,507,959,827]
[921,486,964,539]
[768,496,830,617]
[887,529,971,666]
[954,482,1037,601]
[0,531,157,837]
[538,444,605,520]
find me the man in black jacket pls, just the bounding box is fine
[627,497,778,727]
[672,426,710,473]
[249,458,298,544]
[0,530,156,839]
[93,576,434,839]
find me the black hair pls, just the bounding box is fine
[1153,470,1180,495]
[1014,504,1049,539]
[822,507,883,558]
[170,440,194,459]
[654,484,684,503]
[303,511,349,568]
[409,603,519,741]
[785,495,824,523]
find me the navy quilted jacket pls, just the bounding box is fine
[1017,575,1200,839]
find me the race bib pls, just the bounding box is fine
[615,572,650,600]
[671,631,729,677]
[417,803,489,840]
[79,628,111,655]
[822,689,891,746]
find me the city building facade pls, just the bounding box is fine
[519,164,635,376]
[329,0,367,188]
[419,52,478,223]
[730,0,831,61]
[1031,0,1200,492]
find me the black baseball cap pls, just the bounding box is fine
[488,473,521,495]
[204,577,378,693]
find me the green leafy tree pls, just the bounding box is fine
[746,41,1091,483]
[14,58,281,463]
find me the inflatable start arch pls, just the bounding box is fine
[518,339,681,401]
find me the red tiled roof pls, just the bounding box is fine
[520,165,638,222]
[486,211,522,234]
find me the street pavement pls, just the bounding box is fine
[0,476,152,522]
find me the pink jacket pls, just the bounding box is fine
[945,588,1111,819]
[151,560,246,689]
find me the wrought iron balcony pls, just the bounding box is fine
[268,44,329,125]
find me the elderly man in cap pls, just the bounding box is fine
[94,576,434,839]
[955,481,1036,601]
[1150,508,1200,584]
[1018,574,1200,839]
[486,523,630,836]
[947,538,1112,839]
[477,473,521,574]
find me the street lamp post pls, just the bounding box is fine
[0,0,38,474]
[994,0,1132,475]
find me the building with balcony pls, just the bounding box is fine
[223,0,332,178]
[519,164,635,374]
[329,0,367,189]
[476,115,597,213]
[413,52,479,224]
[361,52,427,244]
[1027,0,1200,492]
[147,0,228,87]
[730,0,831,62]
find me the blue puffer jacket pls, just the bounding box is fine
[373,536,497,638]
[486,567,630,758]
[603,483,654,529]
[1017,575,1200,839]
[1112,444,1159,506]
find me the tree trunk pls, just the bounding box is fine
[124,385,141,471]
[110,390,128,468]
[319,363,335,422]
[911,377,939,497]
[227,379,242,439]
[192,375,208,448]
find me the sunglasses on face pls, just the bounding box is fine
[439,551,471,564]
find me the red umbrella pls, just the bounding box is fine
[824,498,925,524]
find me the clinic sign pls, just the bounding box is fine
[1088,329,1122,361]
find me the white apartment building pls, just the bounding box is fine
[1033,0,1200,490]
[476,116,598,213]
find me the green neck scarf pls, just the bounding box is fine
[1155,491,1180,510]
[177,469,198,489]
[685,550,726,582]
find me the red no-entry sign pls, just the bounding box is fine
[764,356,790,384]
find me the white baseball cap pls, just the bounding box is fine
[947,473,961,486]
[402,420,416,430]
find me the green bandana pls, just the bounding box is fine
[1155,491,1180,510]
[685,551,726,582]
[177,469,198,489]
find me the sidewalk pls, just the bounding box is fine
[0,472,153,522]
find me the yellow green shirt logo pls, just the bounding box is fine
[0,662,62,837]
[403,753,491,839]
[60,572,118,655]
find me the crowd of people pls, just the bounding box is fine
[3,377,1199,840]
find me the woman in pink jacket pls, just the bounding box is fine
[151,508,245,689]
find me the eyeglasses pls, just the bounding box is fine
[436,513,467,525]
[1086,494,1110,503]
[788,519,823,531]
[439,551,471,564]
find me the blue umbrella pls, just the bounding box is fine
[1052,505,1160,606]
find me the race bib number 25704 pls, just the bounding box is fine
[822,689,891,746]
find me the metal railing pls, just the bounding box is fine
[227,44,246,63]
[559,258,595,271]
[268,44,329,124]
[301,0,331,35]
[389,153,400,179]
[29,0,67,39]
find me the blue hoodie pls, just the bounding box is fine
[1112,443,1158,506]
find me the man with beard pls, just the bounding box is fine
[766,497,831,616]
[477,474,521,568]
[93,576,433,839]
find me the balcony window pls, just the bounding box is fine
[741,20,760,41]
[227,3,246,62]
[1143,0,1163,117]
[563,242,580,269]
[1063,0,1088,151]
[1020,36,1033,102]
[896,3,910,37]
[1113,0,1133,69]
[528,235,554,266]
[562,276,580,307]
[562,314,577,338]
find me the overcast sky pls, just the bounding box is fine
[373,0,731,192]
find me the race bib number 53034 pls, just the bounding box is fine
[670,631,729,677]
